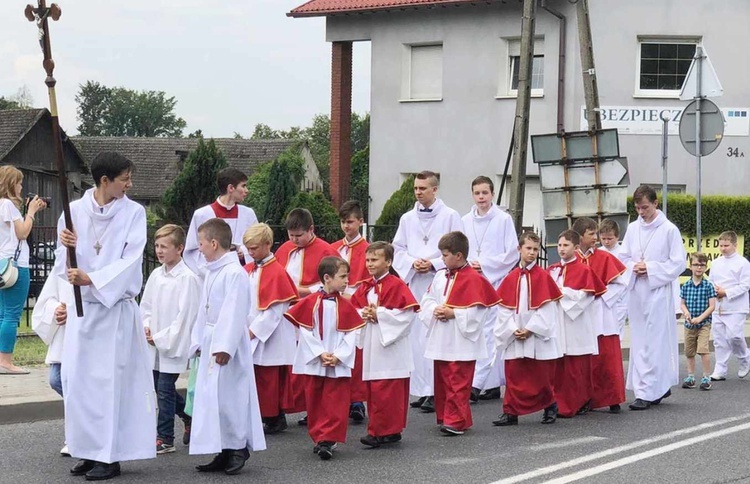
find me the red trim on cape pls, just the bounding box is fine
[578,248,626,286]
[276,237,340,287]
[210,201,238,219]
[331,237,370,287]
[443,265,501,309]
[283,291,365,333]
[244,257,299,310]
[547,258,607,296]
[351,273,420,312]
[496,264,563,310]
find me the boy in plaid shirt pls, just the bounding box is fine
[679,252,717,391]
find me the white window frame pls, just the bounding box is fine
[497,36,545,99]
[634,36,701,99]
[400,43,443,103]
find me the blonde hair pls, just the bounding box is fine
[154,224,185,247]
[243,223,273,247]
[0,166,23,209]
[718,231,738,245]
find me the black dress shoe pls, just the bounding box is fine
[541,403,558,424]
[470,387,480,403]
[420,396,435,413]
[576,401,592,415]
[264,414,288,434]
[297,415,308,426]
[224,449,250,475]
[492,413,519,426]
[360,434,380,448]
[349,402,366,423]
[196,450,230,472]
[317,441,335,461]
[628,398,651,411]
[651,389,672,405]
[478,387,502,401]
[410,396,427,408]
[85,462,121,481]
[380,433,402,444]
[609,404,622,414]
[71,459,96,476]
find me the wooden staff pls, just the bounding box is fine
[25,1,83,317]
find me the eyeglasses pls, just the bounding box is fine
[691,263,707,267]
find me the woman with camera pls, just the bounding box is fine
[0,165,46,374]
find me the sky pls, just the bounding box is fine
[0,0,371,137]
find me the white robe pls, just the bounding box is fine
[189,252,265,454]
[359,284,415,380]
[620,210,685,401]
[140,260,201,374]
[291,298,358,377]
[419,270,489,362]
[601,243,630,339]
[393,199,462,395]
[53,189,155,463]
[463,205,518,389]
[550,261,599,356]
[184,202,258,277]
[708,252,750,375]
[31,273,73,365]
[248,259,295,367]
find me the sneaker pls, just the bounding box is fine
[709,374,726,382]
[681,376,696,389]
[739,363,750,379]
[349,402,366,423]
[439,425,464,436]
[700,376,712,391]
[182,417,192,446]
[60,445,70,456]
[156,439,176,454]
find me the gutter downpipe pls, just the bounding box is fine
[540,0,566,134]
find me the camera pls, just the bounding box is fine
[27,193,52,205]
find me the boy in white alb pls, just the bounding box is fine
[709,231,750,381]
[190,219,265,475]
[140,224,201,454]
[598,218,629,340]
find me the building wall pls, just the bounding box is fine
[326,0,750,227]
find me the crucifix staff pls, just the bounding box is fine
[25,1,84,317]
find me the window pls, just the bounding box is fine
[510,55,544,91]
[499,37,544,98]
[401,44,443,101]
[636,37,700,97]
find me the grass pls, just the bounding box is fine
[13,334,48,366]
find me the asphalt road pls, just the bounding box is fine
[3,360,750,484]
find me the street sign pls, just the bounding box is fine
[680,45,723,100]
[679,99,725,156]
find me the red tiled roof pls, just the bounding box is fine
[289,0,493,18]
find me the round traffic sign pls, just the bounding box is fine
[679,99,725,156]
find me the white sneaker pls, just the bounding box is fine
[739,363,750,379]
[709,373,727,382]
[60,445,70,456]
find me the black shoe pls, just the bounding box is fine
[317,441,335,461]
[71,459,96,476]
[264,414,288,435]
[349,402,366,423]
[360,434,381,448]
[420,396,435,413]
[628,398,651,411]
[542,403,558,424]
[492,413,519,426]
[224,449,250,475]
[609,404,622,414]
[470,387,480,403]
[576,401,592,415]
[297,415,308,426]
[196,450,230,472]
[478,387,502,401]
[651,389,672,405]
[379,433,402,445]
[85,462,121,481]
[182,416,192,446]
[410,396,427,408]
[440,425,464,436]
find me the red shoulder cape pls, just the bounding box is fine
[351,273,420,311]
[331,237,370,287]
[497,264,563,310]
[443,265,501,308]
[244,257,299,310]
[547,258,607,296]
[275,236,340,287]
[210,201,238,219]
[578,248,626,285]
[283,291,365,333]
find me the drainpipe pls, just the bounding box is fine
[541,0,566,134]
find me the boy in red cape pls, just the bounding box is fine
[548,230,606,418]
[494,232,563,426]
[573,217,628,413]
[331,200,369,424]
[284,257,365,461]
[275,208,339,421]
[243,223,299,435]
[351,242,419,447]
[419,232,500,436]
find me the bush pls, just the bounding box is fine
[373,175,415,242]
[350,145,370,221]
[284,191,342,243]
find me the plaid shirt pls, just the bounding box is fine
[680,277,717,329]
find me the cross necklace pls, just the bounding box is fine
[89,218,111,256]
[471,217,490,256]
[417,218,435,245]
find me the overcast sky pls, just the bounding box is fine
[0,0,371,137]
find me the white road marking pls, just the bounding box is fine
[525,436,608,451]
[491,413,750,484]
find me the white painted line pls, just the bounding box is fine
[542,421,750,484]
[491,412,750,484]
[525,436,608,451]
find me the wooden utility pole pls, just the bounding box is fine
[509,0,536,233]
[576,0,601,132]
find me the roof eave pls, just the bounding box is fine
[287,1,493,18]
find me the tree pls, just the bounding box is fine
[284,191,341,243]
[350,145,370,221]
[159,138,228,225]
[374,175,416,241]
[0,97,21,110]
[75,81,187,137]
[262,147,306,225]
[0,86,35,110]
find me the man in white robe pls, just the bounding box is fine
[392,171,462,411]
[56,152,155,480]
[620,186,686,410]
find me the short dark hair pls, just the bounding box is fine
[318,256,349,283]
[216,168,247,195]
[471,175,494,193]
[558,229,580,245]
[366,241,394,262]
[598,218,620,237]
[518,231,540,247]
[633,185,658,203]
[572,217,598,235]
[338,200,364,221]
[197,218,232,250]
[285,208,314,232]
[91,152,133,187]
[438,231,469,257]
[690,252,708,264]
[416,170,439,187]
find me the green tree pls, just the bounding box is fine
[0,97,21,110]
[159,138,228,225]
[0,86,34,110]
[284,191,341,243]
[374,175,416,241]
[262,148,306,225]
[75,81,187,137]
[350,145,370,221]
